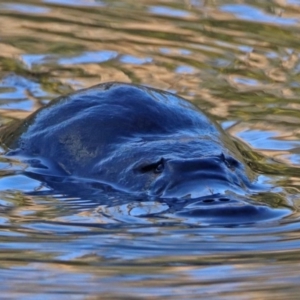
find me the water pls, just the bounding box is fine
[1,0,300,298]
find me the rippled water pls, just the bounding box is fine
[1,0,300,298]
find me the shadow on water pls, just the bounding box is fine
[1,0,300,299]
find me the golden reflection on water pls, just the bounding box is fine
[1,0,300,298]
[1,0,298,104]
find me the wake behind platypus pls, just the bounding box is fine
[0,82,292,224]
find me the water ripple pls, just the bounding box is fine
[1,0,300,298]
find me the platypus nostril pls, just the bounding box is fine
[202,198,215,203]
[219,197,230,202]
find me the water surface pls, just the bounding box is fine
[1,0,300,298]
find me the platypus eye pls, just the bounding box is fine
[140,158,164,174]
[221,153,240,170]
[155,160,164,173]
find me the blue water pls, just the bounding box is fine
[1,0,300,298]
